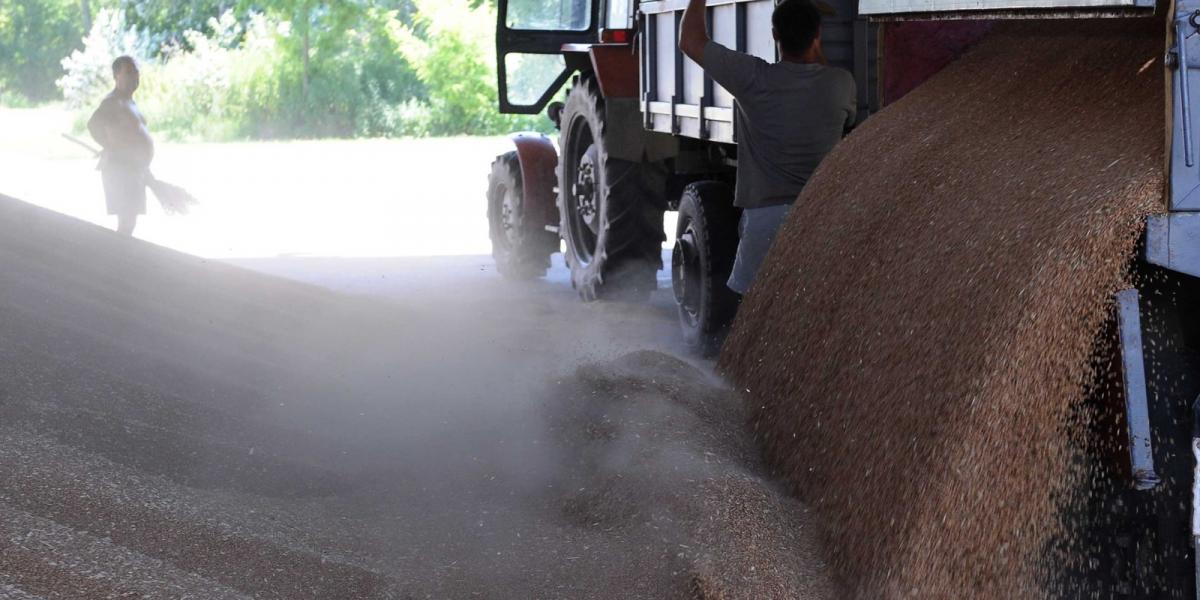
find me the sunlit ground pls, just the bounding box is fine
[0,106,677,260]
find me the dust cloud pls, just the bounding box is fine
[0,194,831,599]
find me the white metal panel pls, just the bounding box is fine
[654,12,676,101]
[607,0,632,29]
[710,3,738,110]
[683,55,704,104]
[746,1,777,61]
[859,0,1146,15]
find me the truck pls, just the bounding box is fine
[483,0,1200,597]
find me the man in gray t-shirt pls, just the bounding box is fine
[680,0,856,294]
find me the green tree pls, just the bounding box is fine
[118,0,240,53]
[0,0,87,102]
[397,0,549,135]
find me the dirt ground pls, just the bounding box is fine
[0,189,834,598]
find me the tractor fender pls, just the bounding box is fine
[510,133,560,233]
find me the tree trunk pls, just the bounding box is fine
[80,0,92,32]
[301,3,311,100]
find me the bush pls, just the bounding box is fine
[395,0,552,136]
[0,0,85,103]
[56,0,551,141]
[57,8,150,110]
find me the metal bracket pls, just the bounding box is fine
[1145,213,1200,278]
[670,95,680,135]
[1173,0,1200,210]
[1116,288,1160,491]
[1177,13,1197,167]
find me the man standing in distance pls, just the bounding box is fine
[678,0,856,295]
[88,55,154,237]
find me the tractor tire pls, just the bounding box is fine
[557,76,665,301]
[487,151,558,280]
[672,182,741,356]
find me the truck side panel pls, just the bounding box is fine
[639,0,876,145]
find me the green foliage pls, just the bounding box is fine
[119,0,241,54]
[0,0,86,102]
[30,0,557,139]
[395,0,551,136]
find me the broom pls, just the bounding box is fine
[145,177,197,215]
[62,133,199,215]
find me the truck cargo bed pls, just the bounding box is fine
[639,0,877,144]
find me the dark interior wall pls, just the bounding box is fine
[880,20,995,105]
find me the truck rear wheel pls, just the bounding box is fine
[672,182,740,356]
[488,151,558,280]
[558,77,664,301]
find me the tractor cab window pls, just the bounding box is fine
[505,54,568,106]
[506,0,591,31]
[496,0,596,113]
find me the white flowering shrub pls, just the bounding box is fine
[57,8,150,110]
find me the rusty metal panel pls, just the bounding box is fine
[590,45,640,98]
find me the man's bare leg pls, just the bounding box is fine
[117,213,137,237]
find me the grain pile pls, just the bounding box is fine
[544,351,835,600]
[718,19,1165,598]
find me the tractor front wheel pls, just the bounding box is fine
[487,151,558,280]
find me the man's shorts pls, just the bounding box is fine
[727,203,792,295]
[101,167,147,216]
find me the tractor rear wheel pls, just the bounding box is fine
[487,151,558,280]
[557,76,664,301]
[672,182,741,356]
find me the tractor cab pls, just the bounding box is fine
[495,0,636,114]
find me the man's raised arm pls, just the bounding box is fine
[679,0,710,66]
